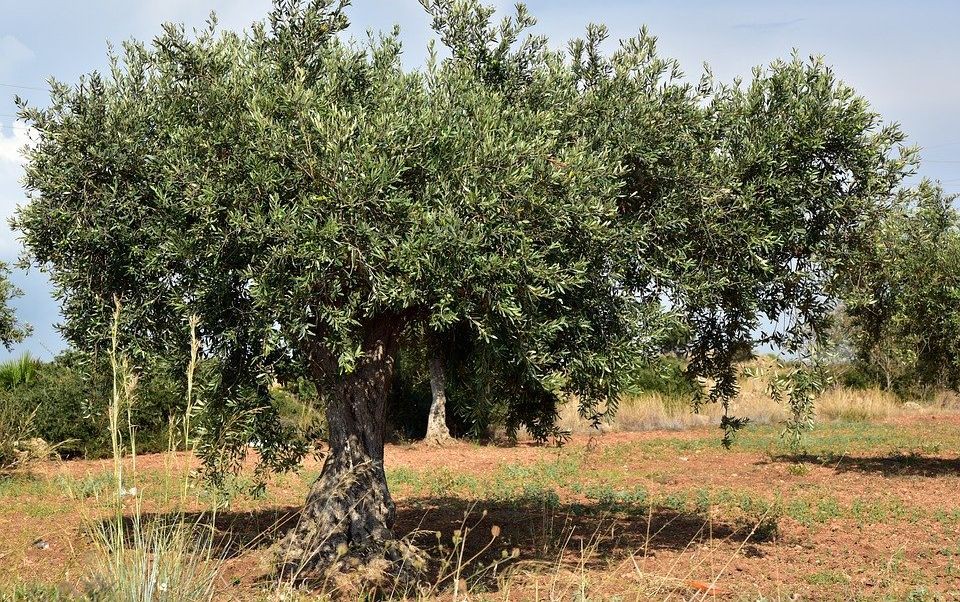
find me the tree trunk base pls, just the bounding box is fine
[274,458,426,591]
[423,432,454,447]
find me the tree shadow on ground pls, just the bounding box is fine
[97,505,301,560]
[110,495,761,573]
[769,452,960,477]
[395,497,743,569]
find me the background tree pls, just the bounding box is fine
[628,55,911,439]
[13,0,913,580]
[423,329,452,443]
[838,181,960,394]
[0,264,29,350]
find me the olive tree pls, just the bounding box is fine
[14,0,911,578]
[838,181,960,393]
[0,265,28,350]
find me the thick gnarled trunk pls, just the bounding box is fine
[277,319,421,583]
[425,346,452,443]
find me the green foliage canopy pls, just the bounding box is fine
[13,0,914,477]
[839,181,960,392]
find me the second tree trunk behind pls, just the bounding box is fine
[425,341,452,443]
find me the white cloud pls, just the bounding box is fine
[0,124,33,257]
[0,35,35,77]
[0,124,31,167]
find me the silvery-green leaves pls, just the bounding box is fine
[838,181,960,393]
[12,0,915,473]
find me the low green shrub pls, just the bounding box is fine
[0,583,77,601]
[270,377,324,444]
[0,396,35,470]
[0,352,185,459]
[830,362,879,390]
[626,356,702,400]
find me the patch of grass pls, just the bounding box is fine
[815,497,842,521]
[933,509,960,527]
[22,500,61,518]
[757,421,960,457]
[56,472,114,500]
[0,583,77,601]
[804,569,850,586]
[581,417,960,464]
[0,475,53,498]
[426,467,481,498]
[581,484,649,510]
[386,466,420,488]
[851,497,913,525]
[905,587,940,602]
[661,491,690,512]
[511,484,561,509]
[494,454,583,489]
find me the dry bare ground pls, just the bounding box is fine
[1,391,959,600]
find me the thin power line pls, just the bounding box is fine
[0,82,47,92]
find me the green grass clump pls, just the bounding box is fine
[582,484,649,509]
[804,569,850,586]
[0,583,77,602]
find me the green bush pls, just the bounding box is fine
[270,377,324,444]
[0,354,41,469]
[0,352,185,459]
[832,363,879,390]
[626,356,702,400]
[0,396,35,470]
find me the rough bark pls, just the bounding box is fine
[276,318,423,584]
[425,345,452,444]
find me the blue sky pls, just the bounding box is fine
[0,0,958,360]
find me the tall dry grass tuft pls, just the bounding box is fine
[84,299,224,601]
[87,519,221,601]
[558,358,919,435]
[815,387,899,422]
[931,389,960,410]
